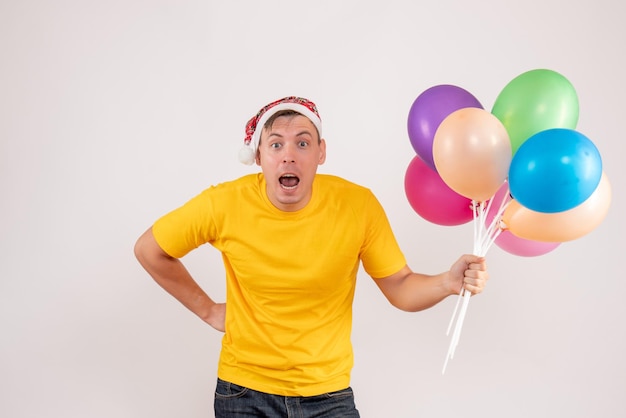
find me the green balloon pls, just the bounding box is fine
[491,69,579,154]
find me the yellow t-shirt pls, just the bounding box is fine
[152,173,407,396]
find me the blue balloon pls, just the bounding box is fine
[509,128,602,213]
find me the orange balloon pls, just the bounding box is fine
[433,108,512,202]
[502,172,612,242]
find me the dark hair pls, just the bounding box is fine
[261,110,321,143]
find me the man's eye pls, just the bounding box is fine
[299,141,309,147]
[270,143,281,149]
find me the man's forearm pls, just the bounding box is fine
[134,228,223,330]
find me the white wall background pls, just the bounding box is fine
[1,1,624,417]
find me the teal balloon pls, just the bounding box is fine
[509,129,602,213]
[492,69,579,154]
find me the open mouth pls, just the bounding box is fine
[279,174,300,190]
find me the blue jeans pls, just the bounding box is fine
[214,378,361,417]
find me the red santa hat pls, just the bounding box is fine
[239,96,323,165]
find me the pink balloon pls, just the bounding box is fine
[404,156,473,226]
[494,231,561,257]
[485,183,560,257]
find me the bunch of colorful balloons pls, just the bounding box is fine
[404,69,611,258]
[404,69,612,373]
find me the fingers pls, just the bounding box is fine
[462,254,486,264]
[467,262,487,272]
[463,277,486,295]
[463,258,489,294]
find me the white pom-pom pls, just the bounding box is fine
[238,145,255,165]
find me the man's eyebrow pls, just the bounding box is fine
[266,130,313,139]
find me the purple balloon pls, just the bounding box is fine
[407,85,483,170]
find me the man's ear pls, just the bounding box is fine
[318,138,327,165]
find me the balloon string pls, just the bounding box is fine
[447,200,481,338]
[447,199,482,338]
[482,226,504,255]
[444,203,480,374]
[445,287,463,336]
[451,289,472,358]
[483,190,496,221]
[444,186,509,374]
[477,201,484,253]
[481,189,510,253]
[472,200,479,254]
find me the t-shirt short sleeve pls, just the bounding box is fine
[152,189,216,258]
[359,192,407,279]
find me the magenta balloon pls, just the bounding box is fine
[407,85,483,170]
[485,183,560,257]
[404,156,473,226]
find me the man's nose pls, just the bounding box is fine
[282,144,296,163]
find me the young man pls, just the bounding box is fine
[134,96,488,417]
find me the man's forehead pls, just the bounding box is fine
[263,115,317,136]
